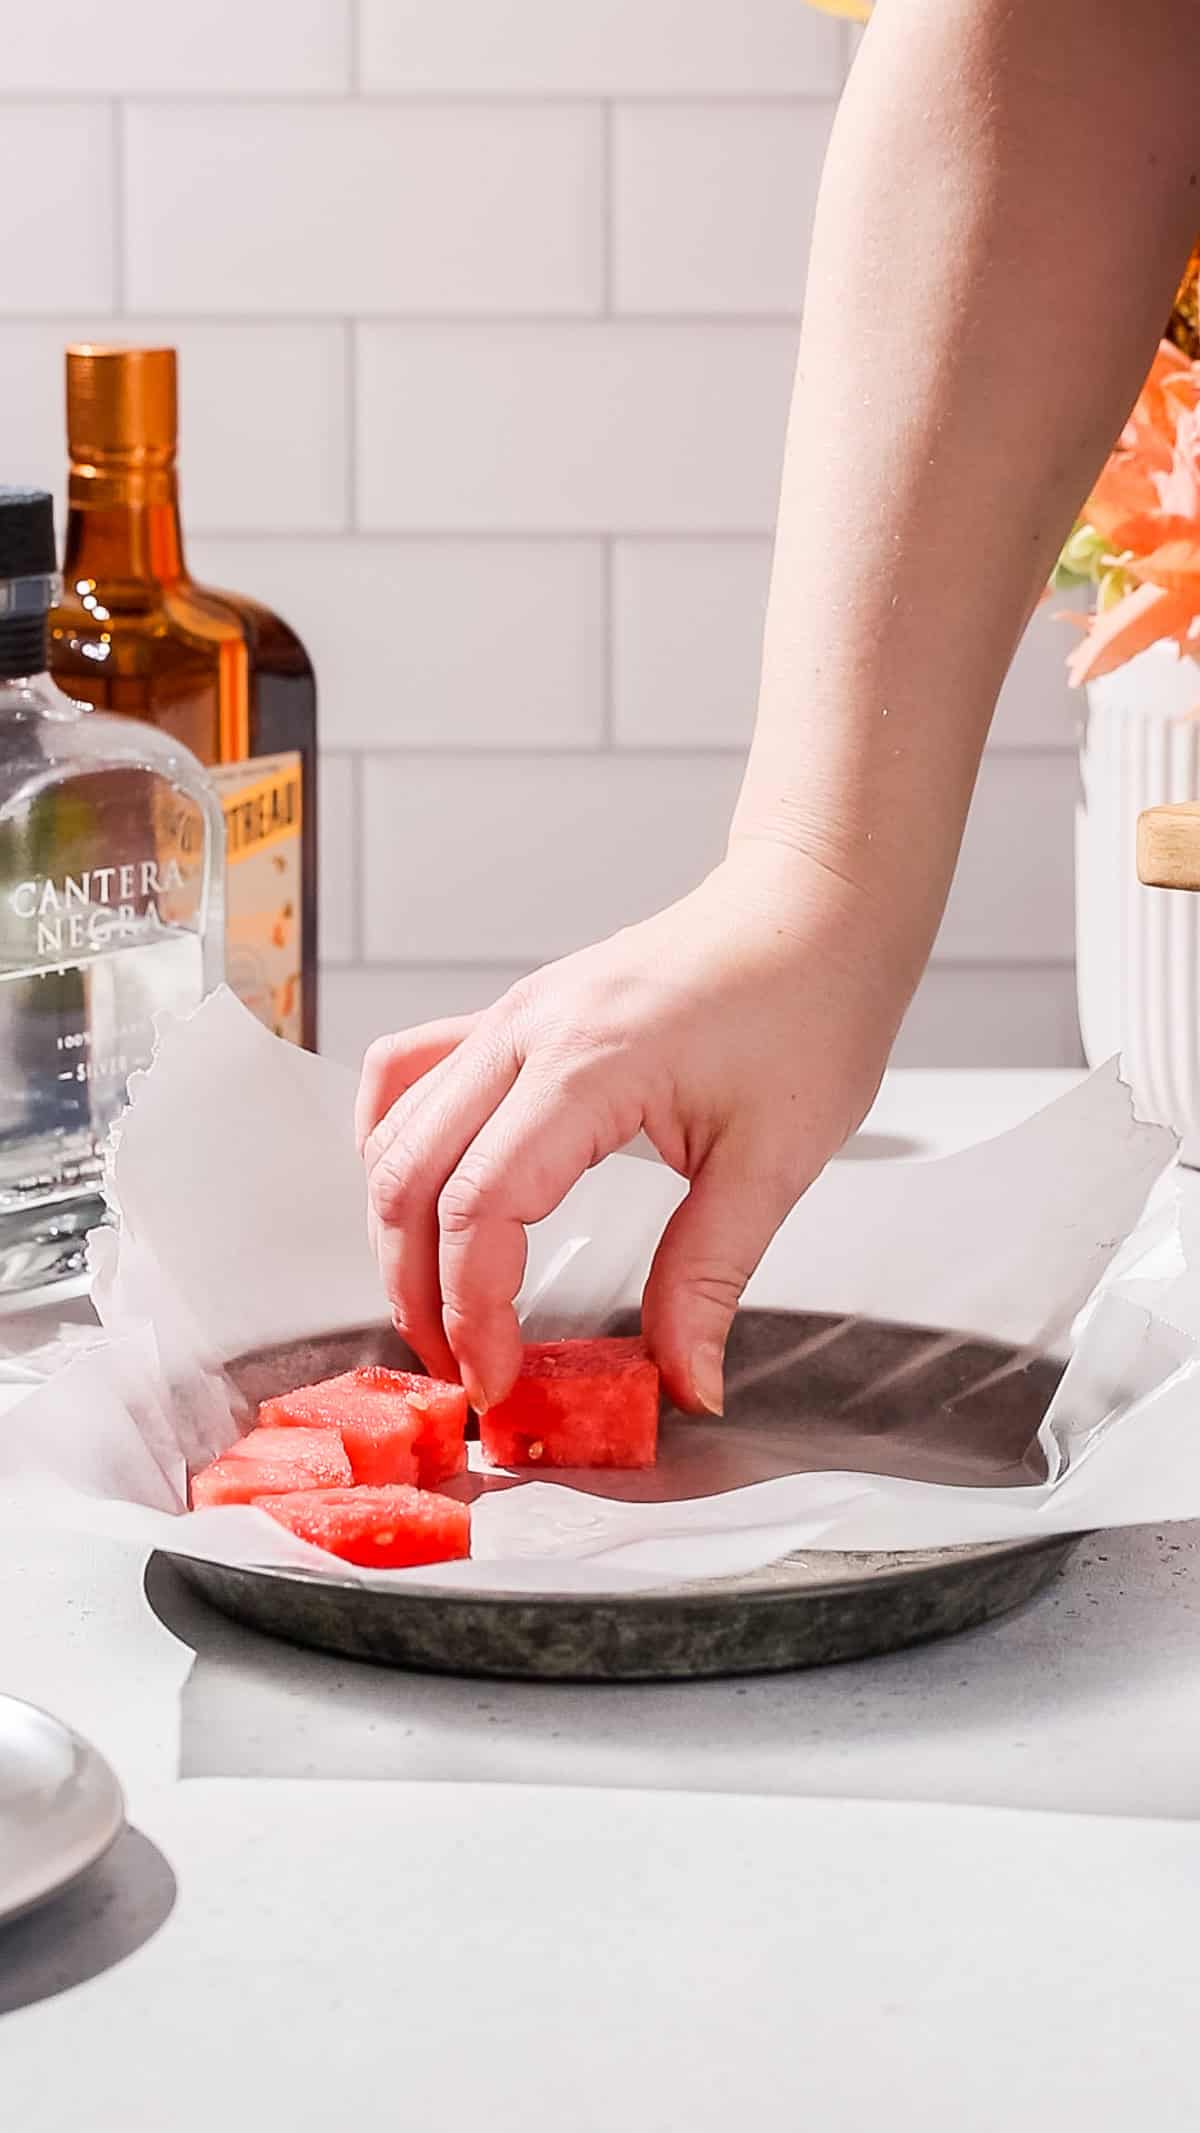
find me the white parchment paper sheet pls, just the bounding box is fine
[0,988,1195,1596]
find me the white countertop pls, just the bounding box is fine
[5,1067,1200,2128]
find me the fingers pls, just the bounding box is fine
[641,1145,795,1417]
[355,1015,479,1154]
[437,1067,625,1410]
[365,1024,521,1381]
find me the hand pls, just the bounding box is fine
[356,840,912,1417]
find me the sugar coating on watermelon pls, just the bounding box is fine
[191,1454,323,1509]
[226,1425,350,1482]
[191,1424,352,1508]
[336,1407,419,1489]
[480,1336,660,1471]
[259,1366,467,1488]
[254,1485,471,1569]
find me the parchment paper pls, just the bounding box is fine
[0,987,1195,1596]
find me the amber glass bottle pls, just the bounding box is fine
[48,345,318,1049]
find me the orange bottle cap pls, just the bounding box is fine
[66,345,177,468]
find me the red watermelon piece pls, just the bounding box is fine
[389,1376,469,1489]
[254,1485,471,1569]
[226,1425,350,1481]
[190,1423,352,1508]
[479,1337,659,1471]
[260,1366,467,1488]
[335,1405,419,1489]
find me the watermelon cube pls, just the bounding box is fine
[226,1425,350,1483]
[190,1424,352,1508]
[335,1405,419,1489]
[479,1337,660,1471]
[387,1376,469,1489]
[191,1459,262,1509]
[260,1366,467,1489]
[253,1485,471,1570]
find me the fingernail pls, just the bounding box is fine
[692,1342,725,1416]
[461,1364,489,1415]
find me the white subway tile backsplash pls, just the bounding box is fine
[893,967,1082,1068]
[336,968,1083,1072]
[4,0,351,94]
[165,325,347,533]
[188,538,607,749]
[357,324,797,532]
[125,104,604,317]
[0,341,93,503]
[933,755,1077,963]
[613,539,770,748]
[362,0,842,95]
[318,754,357,966]
[0,321,346,533]
[0,107,115,313]
[362,754,741,962]
[614,103,835,316]
[358,751,1070,971]
[615,546,1082,755]
[320,966,530,1067]
[322,959,1085,1072]
[0,19,1082,1067]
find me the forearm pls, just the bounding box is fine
[735,0,1200,976]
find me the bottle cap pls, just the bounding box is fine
[66,345,177,466]
[0,487,57,595]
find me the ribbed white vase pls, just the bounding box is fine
[1077,645,1200,1156]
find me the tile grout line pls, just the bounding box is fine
[600,539,615,746]
[349,753,366,963]
[343,319,358,531]
[110,101,126,314]
[346,0,362,94]
[600,100,615,316]
[0,309,805,328]
[186,528,779,546]
[918,959,1079,975]
[0,89,844,111]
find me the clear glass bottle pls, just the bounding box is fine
[0,487,224,1300]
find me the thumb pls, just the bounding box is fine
[641,1145,794,1417]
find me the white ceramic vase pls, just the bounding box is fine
[1076,644,1200,1156]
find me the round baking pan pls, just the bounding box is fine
[166,1311,1078,1682]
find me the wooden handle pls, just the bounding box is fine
[1138,804,1200,889]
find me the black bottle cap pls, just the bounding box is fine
[0,488,57,585]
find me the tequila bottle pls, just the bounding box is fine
[0,488,224,1299]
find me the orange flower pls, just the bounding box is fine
[1106,512,1200,573]
[1127,531,1200,597]
[1062,340,1200,681]
[1125,342,1197,466]
[1067,582,1197,686]
[1155,402,1200,521]
[1085,456,1159,543]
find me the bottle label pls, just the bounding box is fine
[209,751,304,1045]
[0,767,209,1172]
